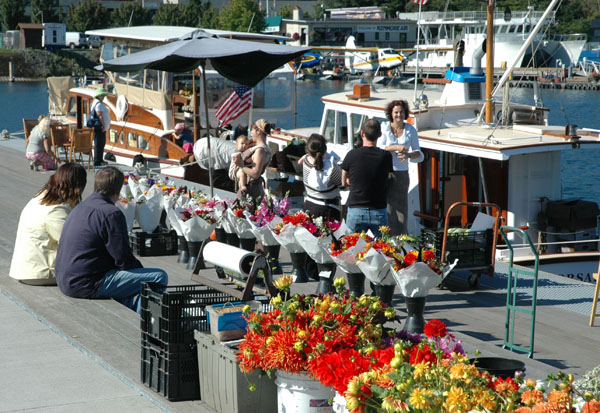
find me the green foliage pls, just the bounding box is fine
[153,3,196,26]
[279,5,294,19]
[218,0,266,32]
[64,0,110,32]
[31,0,59,24]
[199,1,220,29]
[0,0,26,31]
[111,2,153,27]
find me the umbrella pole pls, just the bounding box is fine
[201,60,214,197]
[192,73,197,142]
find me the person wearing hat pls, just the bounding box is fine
[171,122,194,153]
[90,87,111,167]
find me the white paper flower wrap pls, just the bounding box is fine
[166,207,184,236]
[321,236,367,274]
[177,209,216,242]
[135,186,163,234]
[116,201,135,232]
[391,261,441,297]
[226,209,254,239]
[269,221,304,253]
[294,226,333,264]
[245,212,280,246]
[356,248,395,286]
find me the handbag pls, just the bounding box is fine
[86,104,103,130]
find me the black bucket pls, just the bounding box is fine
[473,357,525,378]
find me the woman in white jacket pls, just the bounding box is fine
[9,163,87,285]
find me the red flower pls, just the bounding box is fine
[409,344,436,365]
[403,251,418,266]
[424,319,448,338]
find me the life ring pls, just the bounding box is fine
[116,95,128,121]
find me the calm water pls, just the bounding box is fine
[2,79,599,205]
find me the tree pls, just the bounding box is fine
[0,0,26,31]
[198,1,220,29]
[218,0,265,33]
[279,5,294,18]
[31,0,59,24]
[64,0,110,32]
[111,2,153,27]
[153,3,195,26]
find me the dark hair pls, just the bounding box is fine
[94,166,124,198]
[385,99,410,121]
[38,163,87,208]
[252,119,272,136]
[233,125,248,140]
[361,119,381,142]
[306,133,327,171]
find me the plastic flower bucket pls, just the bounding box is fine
[274,370,334,413]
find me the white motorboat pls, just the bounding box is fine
[400,7,586,69]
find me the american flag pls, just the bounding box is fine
[215,85,253,127]
[412,0,428,4]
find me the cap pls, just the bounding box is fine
[175,123,186,133]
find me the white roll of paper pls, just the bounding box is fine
[203,241,257,276]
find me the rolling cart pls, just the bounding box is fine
[421,202,502,288]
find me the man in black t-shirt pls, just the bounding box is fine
[341,119,393,237]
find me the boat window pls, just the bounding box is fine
[67,97,76,118]
[119,131,124,145]
[349,113,367,146]
[516,25,523,34]
[101,42,114,61]
[109,129,117,143]
[145,70,160,91]
[323,109,336,144]
[138,134,148,150]
[337,113,348,145]
[128,71,144,89]
[116,44,128,58]
[128,132,137,148]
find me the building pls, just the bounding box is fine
[16,23,44,49]
[277,7,418,49]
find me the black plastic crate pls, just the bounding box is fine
[129,228,177,256]
[140,283,269,349]
[141,338,199,401]
[421,227,493,269]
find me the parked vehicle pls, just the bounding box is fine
[65,32,87,49]
[86,35,103,49]
[42,23,66,50]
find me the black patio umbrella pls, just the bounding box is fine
[101,29,309,87]
[101,29,309,196]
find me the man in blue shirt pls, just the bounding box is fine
[55,167,167,313]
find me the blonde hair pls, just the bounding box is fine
[36,116,50,135]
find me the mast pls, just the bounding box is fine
[485,0,495,124]
[413,0,424,107]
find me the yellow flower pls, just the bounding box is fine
[409,388,430,409]
[477,391,498,411]
[381,395,409,412]
[346,396,359,411]
[273,274,293,290]
[270,296,282,306]
[346,378,360,396]
[413,361,430,379]
[333,277,346,287]
[443,386,470,412]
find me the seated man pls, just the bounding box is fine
[55,166,167,313]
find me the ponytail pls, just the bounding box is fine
[306,133,327,171]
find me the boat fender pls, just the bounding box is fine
[116,95,128,121]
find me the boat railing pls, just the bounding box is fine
[497,237,600,254]
[397,10,553,23]
[552,33,587,42]
[577,59,600,77]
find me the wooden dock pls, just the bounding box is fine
[0,137,599,411]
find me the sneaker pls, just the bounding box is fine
[29,161,39,171]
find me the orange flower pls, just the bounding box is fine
[521,389,545,406]
[582,401,600,413]
[531,402,564,413]
[546,390,569,409]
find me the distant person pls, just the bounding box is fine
[377,99,423,235]
[172,122,194,153]
[233,119,272,201]
[89,88,110,167]
[25,116,59,171]
[228,134,250,193]
[9,163,87,285]
[341,119,393,237]
[55,166,167,313]
[299,133,342,220]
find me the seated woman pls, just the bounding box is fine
[9,163,87,285]
[300,133,342,220]
[25,116,60,171]
[172,123,194,154]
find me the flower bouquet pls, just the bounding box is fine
[343,319,579,413]
[268,211,311,254]
[326,231,373,274]
[294,216,342,265]
[177,205,217,243]
[355,227,407,287]
[237,277,397,389]
[134,184,163,234]
[116,184,135,232]
[245,193,289,247]
[391,249,457,298]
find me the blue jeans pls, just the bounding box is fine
[94,267,168,314]
[346,207,388,237]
